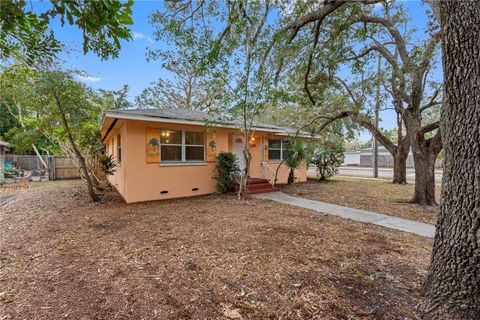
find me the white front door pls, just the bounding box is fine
[232,135,246,171]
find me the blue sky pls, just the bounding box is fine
[50,1,164,98]
[38,0,439,142]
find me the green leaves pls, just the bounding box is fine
[0,0,134,64]
[214,152,240,193]
[0,65,114,155]
[284,138,307,170]
[309,143,344,181]
[99,154,117,175]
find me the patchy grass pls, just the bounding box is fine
[1,180,432,319]
[281,176,440,225]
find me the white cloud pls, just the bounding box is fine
[133,31,145,40]
[147,36,154,44]
[77,74,102,82]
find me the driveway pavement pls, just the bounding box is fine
[254,192,435,238]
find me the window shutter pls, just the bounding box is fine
[145,128,160,163]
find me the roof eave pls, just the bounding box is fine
[102,112,290,134]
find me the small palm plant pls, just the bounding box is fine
[284,139,307,184]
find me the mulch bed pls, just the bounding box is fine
[280,177,441,225]
[1,180,432,319]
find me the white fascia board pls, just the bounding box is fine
[273,133,322,139]
[103,112,287,134]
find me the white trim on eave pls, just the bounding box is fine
[102,112,288,134]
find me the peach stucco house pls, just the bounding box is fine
[101,109,310,203]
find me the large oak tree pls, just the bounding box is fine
[419,1,480,318]
[276,1,443,204]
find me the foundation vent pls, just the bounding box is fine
[160,190,169,194]
[192,188,199,192]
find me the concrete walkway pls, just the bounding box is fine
[0,194,17,207]
[254,192,435,238]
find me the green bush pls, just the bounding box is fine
[309,144,344,181]
[214,152,240,193]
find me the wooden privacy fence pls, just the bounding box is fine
[5,155,80,180]
[52,157,81,180]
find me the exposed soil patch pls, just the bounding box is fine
[280,177,440,224]
[1,180,432,319]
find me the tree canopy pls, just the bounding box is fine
[0,0,134,64]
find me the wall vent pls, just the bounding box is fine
[160,190,169,194]
[192,188,199,192]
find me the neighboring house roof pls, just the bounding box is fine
[103,108,314,138]
[0,141,11,147]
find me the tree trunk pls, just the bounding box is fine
[347,112,410,185]
[287,168,295,184]
[420,1,480,319]
[53,92,100,202]
[411,147,436,205]
[393,111,408,184]
[238,142,251,199]
[392,152,407,184]
[404,111,437,205]
[392,135,410,184]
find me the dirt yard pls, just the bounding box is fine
[1,180,432,319]
[281,177,441,225]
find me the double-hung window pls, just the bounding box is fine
[160,129,205,163]
[185,131,205,161]
[268,139,291,161]
[160,129,182,162]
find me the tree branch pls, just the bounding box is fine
[282,1,347,42]
[282,0,383,41]
[302,111,352,131]
[348,42,408,103]
[418,121,440,136]
[429,129,443,156]
[251,0,270,45]
[335,77,359,106]
[420,86,443,112]
[355,15,411,67]
[420,32,441,70]
[304,21,321,105]
[304,110,398,155]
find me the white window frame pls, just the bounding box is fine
[117,134,122,165]
[268,139,289,161]
[159,129,205,163]
[184,131,205,162]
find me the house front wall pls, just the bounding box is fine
[104,119,307,203]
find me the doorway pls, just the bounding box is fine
[232,135,246,171]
